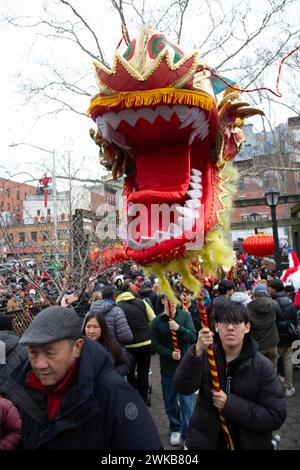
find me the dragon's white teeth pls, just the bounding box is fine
[185,199,201,209]
[191,168,201,176]
[187,189,202,199]
[189,182,201,190]
[178,215,194,232]
[190,175,202,183]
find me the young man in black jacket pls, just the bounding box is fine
[173,301,286,450]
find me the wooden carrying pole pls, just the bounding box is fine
[166,299,179,352]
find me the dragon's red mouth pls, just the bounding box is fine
[95,102,219,264]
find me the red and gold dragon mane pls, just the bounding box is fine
[88,26,263,298]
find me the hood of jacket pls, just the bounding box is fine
[0,330,24,356]
[231,292,251,306]
[214,332,258,376]
[248,297,276,316]
[116,292,136,303]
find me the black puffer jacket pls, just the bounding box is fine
[0,338,162,450]
[271,292,298,346]
[247,297,279,351]
[174,334,286,450]
[0,331,28,387]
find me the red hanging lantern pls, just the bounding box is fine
[243,234,274,257]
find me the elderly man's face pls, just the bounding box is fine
[28,339,84,386]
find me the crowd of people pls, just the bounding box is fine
[0,253,299,450]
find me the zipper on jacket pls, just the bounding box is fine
[225,364,232,395]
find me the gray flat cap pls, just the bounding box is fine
[19,306,81,346]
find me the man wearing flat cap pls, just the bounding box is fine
[0,306,162,450]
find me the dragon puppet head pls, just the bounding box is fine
[88,26,264,296]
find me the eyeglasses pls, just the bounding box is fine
[217,321,243,328]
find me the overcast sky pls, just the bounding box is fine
[0,0,298,189]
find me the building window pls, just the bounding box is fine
[6,189,10,198]
[238,178,245,191]
[37,209,41,216]
[19,232,25,243]
[16,205,20,213]
[47,208,51,215]
[42,231,49,241]
[263,174,269,186]
[17,190,20,200]
[31,232,37,242]
[7,203,10,210]
[0,202,3,210]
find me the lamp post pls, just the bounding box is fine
[9,143,59,261]
[249,211,259,234]
[265,187,281,274]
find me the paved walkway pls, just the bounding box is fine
[148,353,300,450]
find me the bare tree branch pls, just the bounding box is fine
[110,0,131,44]
[216,0,291,69]
[58,0,106,62]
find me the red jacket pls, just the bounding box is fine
[0,397,22,450]
[294,290,300,310]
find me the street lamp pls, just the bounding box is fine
[249,211,260,234]
[9,142,59,261]
[265,187,281,274]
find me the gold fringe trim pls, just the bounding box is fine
[88,88,213,114]
[144,256,201,303]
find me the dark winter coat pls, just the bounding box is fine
[271,292,298,346]
[0,397,22,450]
[151,309,197,376]
[174,334,286,450]
[89,300,133,345]
[247,297,280,351]
[116,293,155,346]
[0,331,28,387]
[0,338,162,450]
[187,301,201,334]
[139,288,163,315]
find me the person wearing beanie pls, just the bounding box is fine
[247,284,279,368]
[0,306,162,450]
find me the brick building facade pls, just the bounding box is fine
[0,178,36,226]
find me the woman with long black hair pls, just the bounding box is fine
[82,311,130,377]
